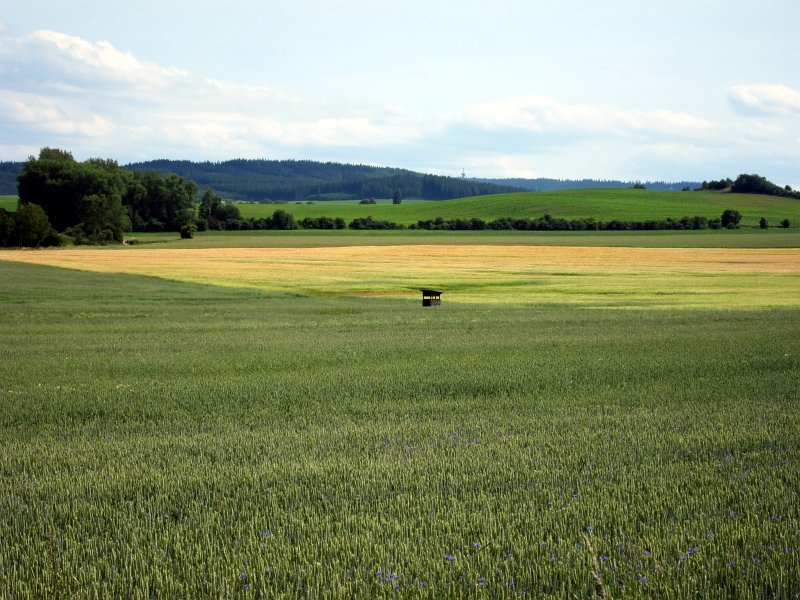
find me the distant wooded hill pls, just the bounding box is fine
[122,159,520,201]
[0,159,709,198]
[0,162,23,195]
[480,178,701,191]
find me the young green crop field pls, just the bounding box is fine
[0,234,798,598]
[236,188,800,228]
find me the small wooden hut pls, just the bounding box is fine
[421,289,442,307]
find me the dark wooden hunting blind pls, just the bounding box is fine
[421,289,442,307]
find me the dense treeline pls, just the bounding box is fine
[730,174,800,199]
[409,213,739,231]
[9,148,199,245]
[210,208,783,232]
[699,174,800,199]
[124,159,519,201]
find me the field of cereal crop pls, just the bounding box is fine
[2,244,800,309]
[0,237,798,598]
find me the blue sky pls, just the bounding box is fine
[1,0,799,184]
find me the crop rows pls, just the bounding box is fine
[0,260,798,597]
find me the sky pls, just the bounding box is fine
[1,0,799,185]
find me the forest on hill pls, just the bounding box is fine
[0,159,705,199]
[123,159,519,201]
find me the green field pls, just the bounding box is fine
[0,195,17,212]
[125,228,800,249]
[1,236,798,598]
[236,189,800,228]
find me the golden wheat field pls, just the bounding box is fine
[1,244,799,308]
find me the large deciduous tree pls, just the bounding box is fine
[721,209,742,228]
[14,203,54,247]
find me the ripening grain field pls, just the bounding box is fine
[0,238,798,598]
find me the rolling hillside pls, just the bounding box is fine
[236,188,800,228]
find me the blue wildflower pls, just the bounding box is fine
[262,531,271,537]
[242,584,249,591]
[586,526,594,533]
[638,575,647,584]
[445,554,455,562]
[707,533,715,539]
[688,547,696,555]
[472,542,481,549]
[239,572,247,580]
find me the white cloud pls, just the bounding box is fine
[0,27,797,183]
[0,28,427,157]
[451,96,715,141]
[728,84,800,117]
[6,29,189,89]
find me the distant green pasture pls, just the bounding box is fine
[236,189,800,227]
[0,196,17,212]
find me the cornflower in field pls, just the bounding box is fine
[444,554,455,562]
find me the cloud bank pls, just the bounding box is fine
[1,28,798,183]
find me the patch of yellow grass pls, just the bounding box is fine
[2,245,799,308]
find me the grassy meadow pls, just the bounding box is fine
[125,228,800,249]
[236,188,800,228]
[0,195,18,212]
[0,233,799,598]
